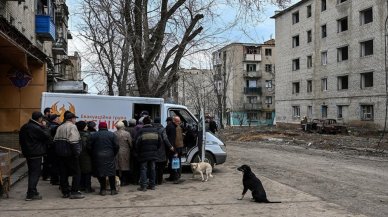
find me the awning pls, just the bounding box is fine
[0,32,30,74]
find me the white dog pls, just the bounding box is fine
[190,162,213,182]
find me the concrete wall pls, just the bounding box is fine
[274,0,387,128]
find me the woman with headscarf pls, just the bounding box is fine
[114,121,132,186]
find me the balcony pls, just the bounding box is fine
[243,70,262,78]
[52,37,68,55]
[55,4,69,22]
[35,15,55,41]
[244,54,261,61]
[244,87,262,95]
[244,103,262,110]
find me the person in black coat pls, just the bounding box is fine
[89,122,119,196]
[135,116,161,191]
[153,117,174,185]
[19,111,50,201]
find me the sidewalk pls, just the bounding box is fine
[0,164,365,217]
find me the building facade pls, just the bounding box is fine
[0,0,82,149]
[212,40,276,126]
[273,0,386,128]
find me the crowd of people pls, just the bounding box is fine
[18,108,186,201]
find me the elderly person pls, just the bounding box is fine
[114,121,132,186]
[89,122,119,196]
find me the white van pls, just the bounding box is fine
[41,92,227,167]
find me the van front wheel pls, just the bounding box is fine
[191,152,215,168]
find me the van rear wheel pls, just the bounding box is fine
[191,152,215,168]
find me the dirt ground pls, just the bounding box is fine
[218,126,388,157]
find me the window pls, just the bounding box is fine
[292,35,300,47]
[337,0,348,4]
[307,106,313,117]
[265,49,272,56]
[322,105,328,118]
[247,64,256,72]
[247,112,258,120]
[321,51,328,65]
[337,75,349,90]
[307,55,313,68]
[265,64,272,72]
[265,80,272,88]
[292,58,300,71]
[307,5,312,18]
[247,80,257,88]
[361,105,373,120]
[337,105,343,118]
[360,40,373,56]
[337,17,348,32]
[360,8,373,25]
[321,0,327,12]
[307,30,312,43]
[321,78,328,91]
[292,82,300,94]
[361,72,373,88]
[321,24,327,38]
[265,96,272,104]
[247,96,258,103]
[266,112,272,120]
[307,80,312,93]
[292,106,300,117]
[292,11,299,24]
[337,46,349,61]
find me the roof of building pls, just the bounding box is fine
[271,0,309,19]
[214,39,275,53]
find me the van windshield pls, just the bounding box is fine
[168,109,196,127]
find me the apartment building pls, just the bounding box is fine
[212,40,276,126]
[0,0,81,149]
[272,0,386,128]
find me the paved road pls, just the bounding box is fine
[1,141,385,216]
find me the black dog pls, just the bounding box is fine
[237,165,280,203]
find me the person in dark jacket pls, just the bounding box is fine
[165,116,185,184]
[209,117,218,134]
[19,111,50,201]
[76,121,94,193]
[135,116,161,191]
[47,114,60,185]
[153,117,174,185]
[89,122,119,196]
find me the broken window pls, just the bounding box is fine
[321,51,328,65]
[361,105,373,120]
[361,72,373,88]
[307,80,312,93]
[360,8,373,25]
[337,75,349,90]
[321,78,328,91]
[337,17,348,32]
[292,82,300,94]
[292,35,300,48]
[292,58,300,71]
[307,5,312,18]
[337,46,349,61]
[321,24,327,38]
[292,11,299,24]
[360,40,373,56]
[307,55,313,68]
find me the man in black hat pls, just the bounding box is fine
[54,112,84,199]
[19,111,51,201]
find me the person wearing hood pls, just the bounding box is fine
[19,111,51,201]
[89,122,119,196]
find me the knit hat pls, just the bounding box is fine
[99,122,108,129]
[32,111,43,121]
[87,121,96,129]
[128,119,136,126]
[75,121,87,131]
[122,120,128,127]
[115,121,125,129]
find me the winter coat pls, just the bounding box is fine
[209,120,218,134]
[89,129,119,177]
[135,124,161,162]
[54,121,81,157]
[166,122,176,148]
[114,129,132,171]
[79,131,93,174]
[153,123,173,162]
[19,119,50,158]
